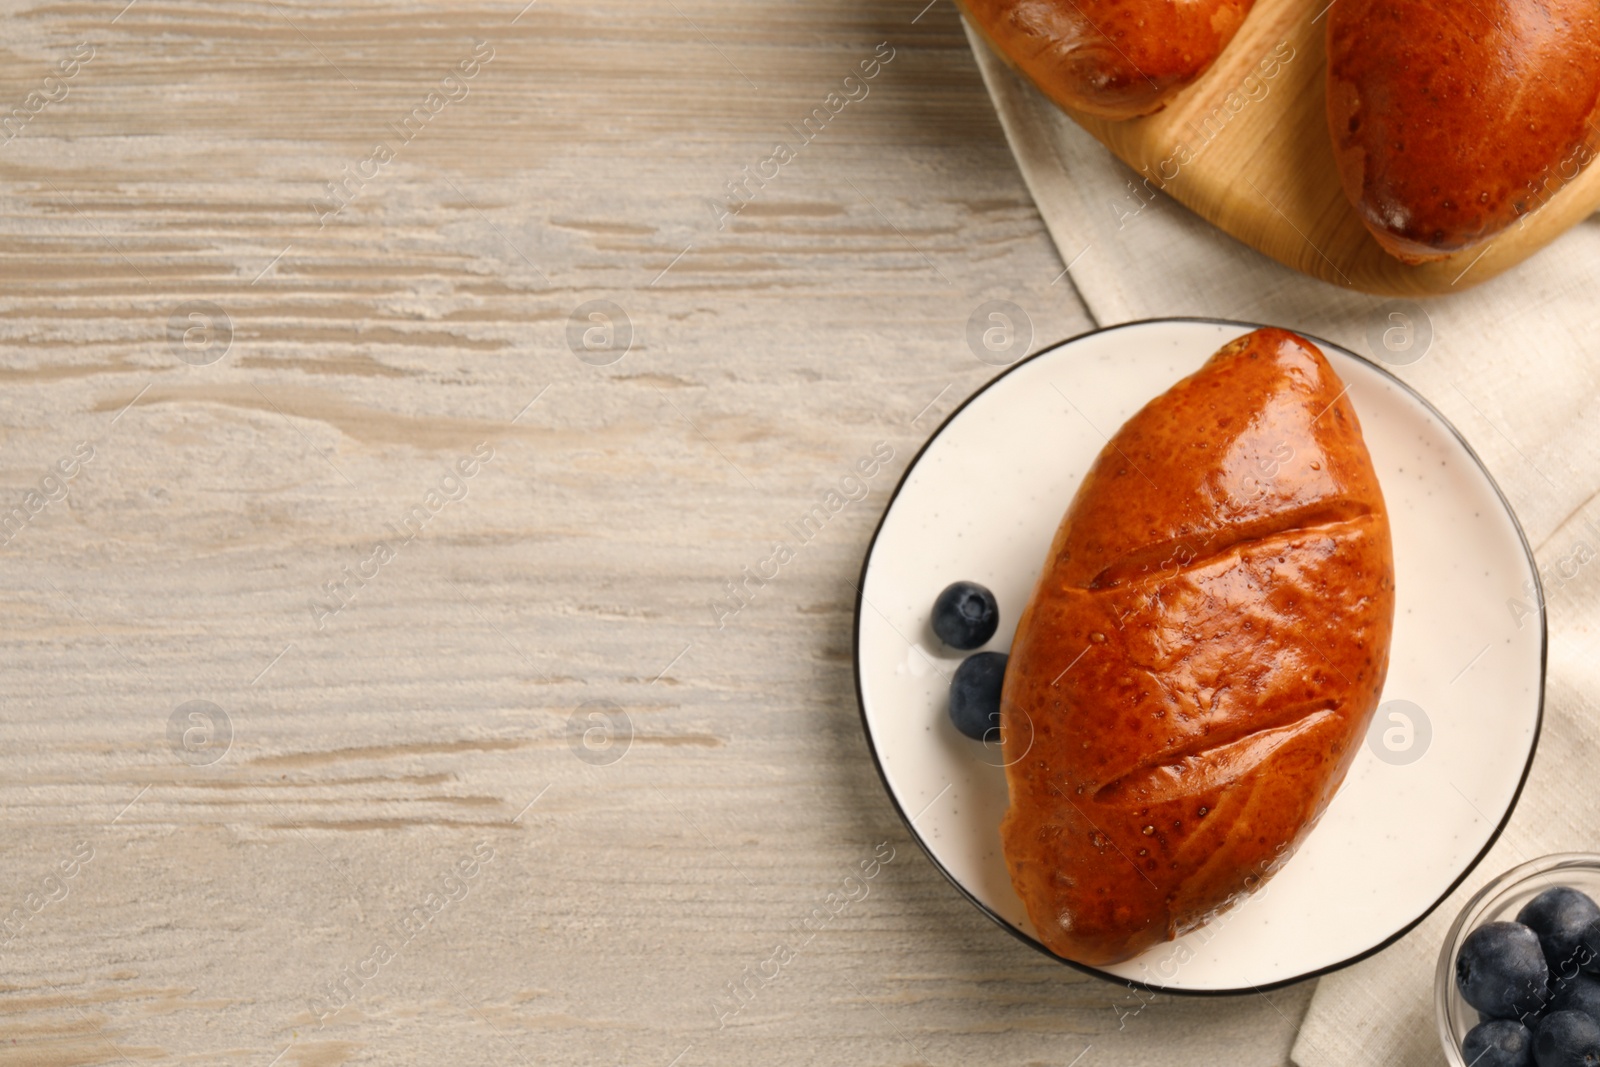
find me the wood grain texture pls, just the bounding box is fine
[963,0,1600,295]
[0,2,1311,1064]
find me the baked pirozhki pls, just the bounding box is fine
[1327,0,1600,262]
[999,327,1395,965]
[959,0,1256,120]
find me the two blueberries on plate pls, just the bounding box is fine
[931,581,1005,741]
[1458,886,1600,1067]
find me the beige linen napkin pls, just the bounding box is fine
[963,19,1600,1067]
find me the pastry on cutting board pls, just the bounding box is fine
[959,0,1255,120]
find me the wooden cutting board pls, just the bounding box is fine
[1017,0,1600,295]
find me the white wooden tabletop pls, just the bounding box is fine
[0,2,1311,1063]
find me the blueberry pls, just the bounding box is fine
[1458,922,1552,1020]
[1465,1019,1535,1067]
[948,652,1007,741]
[1550,973,1600,1022]
[1521,888,1600,972]
[1534,1010,1600,1067]
[931,581,999,650]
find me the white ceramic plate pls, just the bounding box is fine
[854,318,1545,993]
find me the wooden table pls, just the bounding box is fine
[0,2,1310,1063]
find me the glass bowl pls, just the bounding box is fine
[1436,853,1600,1065]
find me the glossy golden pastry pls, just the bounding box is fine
[999,328,1394,966]
[1327,0,1600,262]
[959,0,1255,120]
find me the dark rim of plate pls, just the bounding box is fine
[850,316,1548,997]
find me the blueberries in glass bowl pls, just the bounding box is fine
[1534,1010,1600,1067]
[1463,1019,1534,1067]
[1581,918,1600,976]
[1453,884,1600,1067]
[1551,975,1600,1024]
[1520,886,1600,974]
[1456,921,1550,1020]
